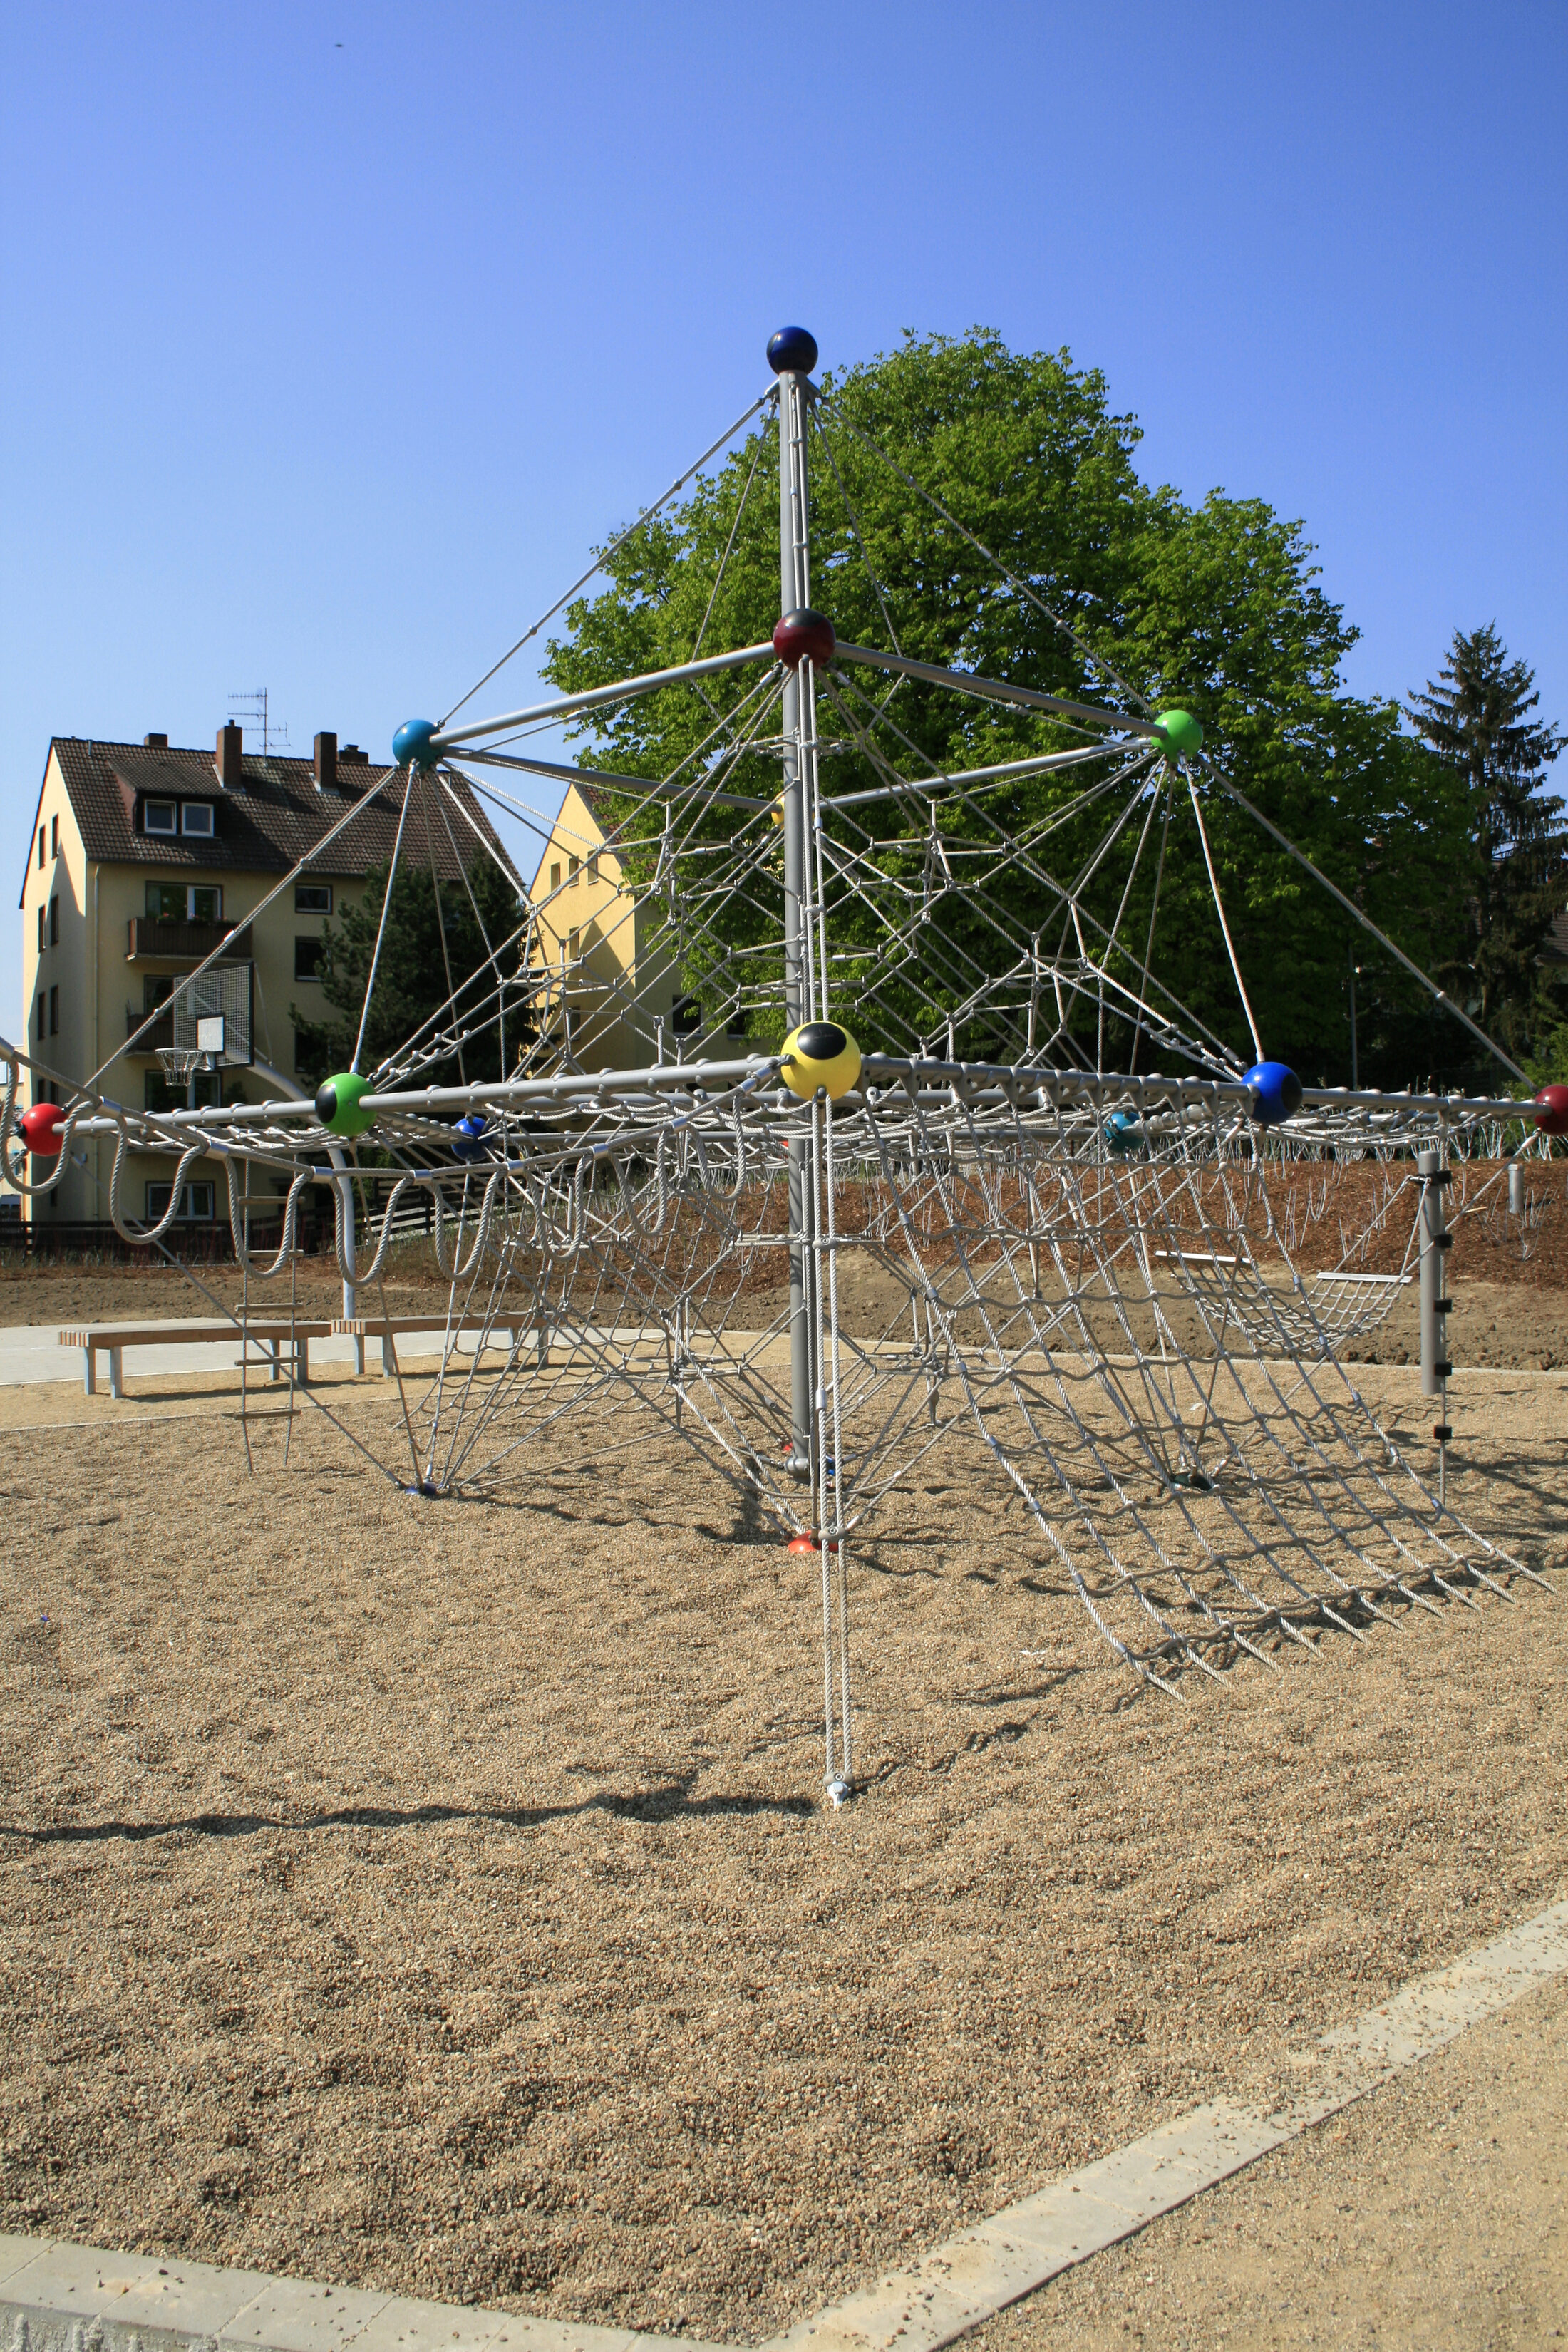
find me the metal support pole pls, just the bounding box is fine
[780,361,816,1482]
[1418,1145,1451,1503]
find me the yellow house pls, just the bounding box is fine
[19,723,510,1228]
[524,780,695,1070]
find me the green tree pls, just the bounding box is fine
[1409,624,1566,1061]
[543,329,1478,1088]
[292,848,525,1087]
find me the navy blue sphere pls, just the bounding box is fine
[1242,1060,1303,1127]
[453,1112,489,1163]
[768,326,818,376]
[393,718,440,771]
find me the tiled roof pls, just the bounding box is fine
[35,738,521,900]
[1543,908,1568,966]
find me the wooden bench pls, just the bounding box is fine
[58,1321,336,1398]
[333,1314,537,1377]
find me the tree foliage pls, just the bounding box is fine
[542,329,1490,1088]
[1409,624,1567,1063]
[292,848,523,1087]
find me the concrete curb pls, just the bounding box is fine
[4,1897,1565,2352]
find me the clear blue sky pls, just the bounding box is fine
[3,1,1564,1030]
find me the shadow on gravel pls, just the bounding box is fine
[1,1780,815,1844]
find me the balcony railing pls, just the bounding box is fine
[128,1011,175,1049]
[126,918,253,962]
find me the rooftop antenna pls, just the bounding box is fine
[227,688,289,756]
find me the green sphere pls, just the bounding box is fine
[315,1071,375,1138]
[1153,708,1204,759]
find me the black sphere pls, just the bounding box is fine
[796,1022,847,1060]
[768,326,818,376]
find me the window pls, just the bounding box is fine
[36,827,44,870]
[295,883,332,914]
[48,986,58,1036]
[143,799,177,835]
[726,1008,749,1037]
[36,907,44,954]
[549,862,562,892]
[50,815,58,857]
[294,936,324,982]
[586,853,599,884]
[49,897,58,945]
[143,974,174,1015]
[181,803,214,837]
[568,856,580,884]
[567,927,580,959]
[35,994,44,1043]
[145,1181,215,1222]
[145,882,222,922]
[671,995,702,1036]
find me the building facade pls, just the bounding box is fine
[19,723,512,1227]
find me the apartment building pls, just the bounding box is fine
[19,721,510,1227]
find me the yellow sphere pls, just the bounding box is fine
[770,795,786,827]
[781,1021,862,1101]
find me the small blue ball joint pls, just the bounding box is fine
[1242,1060,1303,1127]
[393,718,440,771]
[768,326,818,376]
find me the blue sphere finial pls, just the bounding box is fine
[393,718,440,771]
[768,326,818,376]
[1242,1060,1303,1128]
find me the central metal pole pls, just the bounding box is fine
[1418,1143,1450,1505]
[779,362,816,1482]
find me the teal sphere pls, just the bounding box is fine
[393,718,440,771]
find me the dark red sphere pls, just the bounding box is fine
[773,608,836,671]
[1535,1083,1568,1137]
[19,1103,64,1156]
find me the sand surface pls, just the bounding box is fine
[1,1361,1564,2338]
[981,1971,1568,2349]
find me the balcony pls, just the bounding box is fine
[126,918,253,962]
[128,1011,175,1050]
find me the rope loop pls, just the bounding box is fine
[226,1159,312,1279]
[430,1168,504,1280]
[108,1123,207,1243]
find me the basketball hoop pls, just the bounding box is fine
[157,1046,210,1093]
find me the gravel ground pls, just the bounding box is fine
[1,1363,1564,2338]
[977,1971,1568,2349]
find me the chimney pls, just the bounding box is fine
[216,721,243,788]
[144,731,167,749]
[313,731,338,793]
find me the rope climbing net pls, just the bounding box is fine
[7,326,1564,1794]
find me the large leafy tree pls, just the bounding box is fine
[542,329,1477,1088]
[292,847,524,1087]
[1409,624,1566,1063]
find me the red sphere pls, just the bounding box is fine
[19,1103,64,1156]
[773,608,836,671]
[1535,1083,1568,1137]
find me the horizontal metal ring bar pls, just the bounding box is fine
[429,644,777,751]
[834,645,1158,737]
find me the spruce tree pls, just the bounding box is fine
[1410,624,1566,1058]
